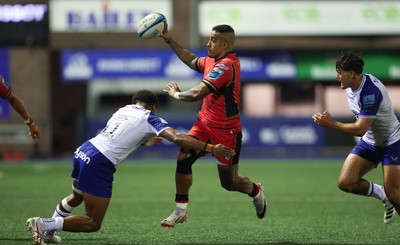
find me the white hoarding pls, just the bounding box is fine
[199,1,400,36]
[50,0,172,32]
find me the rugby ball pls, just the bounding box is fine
[137,13,167,39]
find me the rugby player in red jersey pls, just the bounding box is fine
[160,24,267,227]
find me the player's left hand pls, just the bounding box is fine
[312,111,332,127]
[28,124,41,139]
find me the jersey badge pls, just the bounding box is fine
[362,94,375,109]
[208,67,224,81]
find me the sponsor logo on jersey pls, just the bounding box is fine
[114,115,128,121]
[363,94,375,108]
[208,67,224,81]
[74,147,91,164]
[216,64,229,70]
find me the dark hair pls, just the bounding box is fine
[132,90,159,106]
[212,24,235,35]
[336,51,364,74]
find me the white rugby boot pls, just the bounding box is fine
[43,230,62,244]
[26,217,47,245]
[160,208,189,227]
[252,183,267,219]
[384,202,396,224]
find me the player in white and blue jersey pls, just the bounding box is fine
[26,90,235,245]
[313,51,400,224]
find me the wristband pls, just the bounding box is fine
[25,117,35,126]
[205,143,214,153]
[173,92,181,100]
[203,143,208,152]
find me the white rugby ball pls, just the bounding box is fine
[137,13,167,39]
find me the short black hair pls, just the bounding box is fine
[132,90,159,106]
[336,51,364,74]
[212,24,235,35]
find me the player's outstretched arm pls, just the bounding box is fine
[6,90,40,139]
[163,82,209,102]
[159,31,198,70]
[159,128,235,157]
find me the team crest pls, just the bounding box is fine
[208,68,224,81]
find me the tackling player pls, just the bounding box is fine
[26,90,235,245]
[0,74,40,139]
[160,24,267,227]
[312,51,400,224]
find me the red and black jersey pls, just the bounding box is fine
[194,53,242,130]
[0,75,12,99]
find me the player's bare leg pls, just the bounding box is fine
[218,164,267,219]
[383,165,400,222]
[160,150,199,227]
[27,192,111,242]
[63,193,110,232]
[41,179,84,243]
[337,154,374,195]
[338,154,394,223]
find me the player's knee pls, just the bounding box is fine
[176,150,198,174]
[337,179,352,193]
[385,187,400,206]
[221,182,234,191]
[176,158,193,175]
[220,179,236,191]
[88,221,102,232]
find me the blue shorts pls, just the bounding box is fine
[351,139,400,166]
[71,141,116,198]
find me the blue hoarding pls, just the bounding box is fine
[88,117,323,150]
[61,49,296,82]
[0,48,10,119]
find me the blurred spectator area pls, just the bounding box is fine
[244,83,400,117]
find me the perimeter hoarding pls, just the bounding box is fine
[61,49,296,82]
[0,48,10,118]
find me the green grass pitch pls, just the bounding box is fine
[0,158,399,245]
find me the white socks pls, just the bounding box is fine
[367,182,388,203]
[176,202,188,210]
[40,217,64,231]
[44,197,75,234]
[52,197,74,218]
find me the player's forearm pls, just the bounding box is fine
[9,96,31,121]
[173,134,213,152]
[328,120,366,137]
[166,39,197,68]
[174,90,200,102]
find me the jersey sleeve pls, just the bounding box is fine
[202,61,233,92]
[359,89,383,118]
[0,75,12,98]
[147,114,171,135]
[194,57,205,73]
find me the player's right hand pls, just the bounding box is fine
[211,144,236,157]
